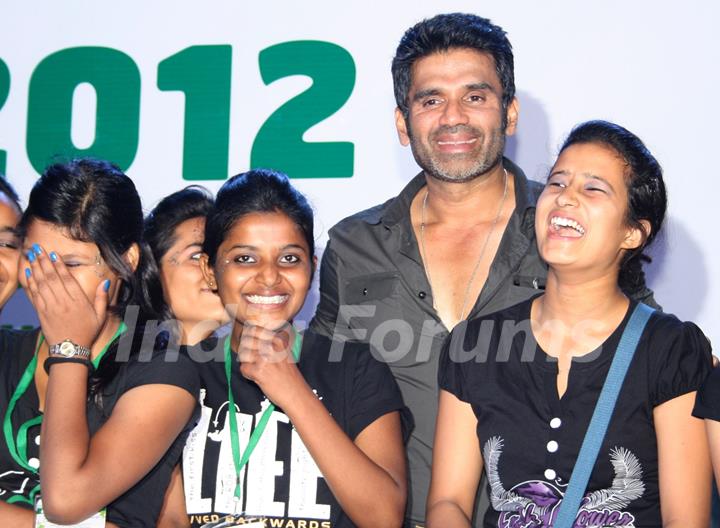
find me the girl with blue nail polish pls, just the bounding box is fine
[2,159,199,527]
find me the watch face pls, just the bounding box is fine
[59,341,76,357]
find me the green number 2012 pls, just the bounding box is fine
[10,41,355,180]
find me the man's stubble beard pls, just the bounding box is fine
[407,121,507,184]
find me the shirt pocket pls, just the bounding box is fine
[342,272,405,338]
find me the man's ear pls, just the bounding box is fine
[395,107,411,146]
[123,243,141,273]
[622,219,651,251]
[505,96,519,137]
[200,254,218,291]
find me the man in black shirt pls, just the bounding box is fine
[311,13,544,527]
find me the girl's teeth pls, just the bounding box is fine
[246,294,288,304]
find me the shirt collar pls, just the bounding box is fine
[365,157,539,228]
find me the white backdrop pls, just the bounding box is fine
[1,1,718,352]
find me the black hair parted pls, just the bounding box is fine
[143,185,214,322]
[18,158,160,397]
[0,174,22,214]
[559,120,667,296]
[19,158,156,319]
[392,13,515,119]
[203,168,314,265]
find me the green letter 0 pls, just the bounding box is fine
[0,59,10,175]
[158,45,231,181]
[251,41,355,178]
[27,47,140,173]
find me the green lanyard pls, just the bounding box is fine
[2,322,127,503]
[224,329,302,506]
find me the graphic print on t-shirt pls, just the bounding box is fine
[182,389,333,528]
[484,437,645,528]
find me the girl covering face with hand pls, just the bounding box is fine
[169,169,409,528]
[3,158,200,528]
[427,121,713,528]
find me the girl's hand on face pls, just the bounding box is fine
[237,323,307,409]
[24,244,109,348]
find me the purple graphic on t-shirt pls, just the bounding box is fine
[483,437,644,528]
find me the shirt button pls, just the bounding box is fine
[550,417,562,429]
[418,291,427,299]
[362,288,368,296]
[28,457,40,469]
[547,440,559,453]
[544,469,557,480]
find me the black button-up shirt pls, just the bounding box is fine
[311,158,547,524]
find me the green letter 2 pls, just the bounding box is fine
[251,41,355,178]
[0,59,10,175]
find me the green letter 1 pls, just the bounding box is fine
[0,59,10,175]
[251,41,355,178]
[26,47,140,173]
[158,45,231,181]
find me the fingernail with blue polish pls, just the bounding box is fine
[32,243,42,256]
[25,268,31,278]
[50,251,57,262]
[103,279,111,292]
[27,251,35,263]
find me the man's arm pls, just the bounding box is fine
[311,240,346,338]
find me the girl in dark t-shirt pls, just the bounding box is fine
[162,169,408,528]
[427,121,713,527]
[6,159,199,527]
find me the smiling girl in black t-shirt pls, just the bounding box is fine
[163,169,408,528]
[427,121,713,527]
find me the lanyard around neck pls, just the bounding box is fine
[2,322,128,474]
[224,329,302,505]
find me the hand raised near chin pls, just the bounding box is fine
[23,244,109,348]
[236,322,307,409]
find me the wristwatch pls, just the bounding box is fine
[49,340,91,360]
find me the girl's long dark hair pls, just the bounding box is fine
[19,158,158,395]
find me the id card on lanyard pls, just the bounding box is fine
[204,330,302,528]
[2,324,126,515]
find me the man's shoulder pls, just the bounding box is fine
[328,196,396,238]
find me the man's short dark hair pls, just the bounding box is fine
[391,13,515,119]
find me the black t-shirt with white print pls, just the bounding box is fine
[181,328,409,528]
[439,297,712,528]
[693,366,720,421]
[0,327,42,509]
[0,327,200,527]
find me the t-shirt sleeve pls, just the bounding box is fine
[438,327,470,402]
[123,348,201,400]
[647,317,713,408]
[347,343,412,441]
[693,366,720,421]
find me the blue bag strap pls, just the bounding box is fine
[553,302,655,528]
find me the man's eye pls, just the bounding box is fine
[423,98,440,107]
[190,252,202,262]
[467,94,486,103]
[547,181,566,188]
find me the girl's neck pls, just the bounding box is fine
[90,316,123,361]
[537,268,628,325]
